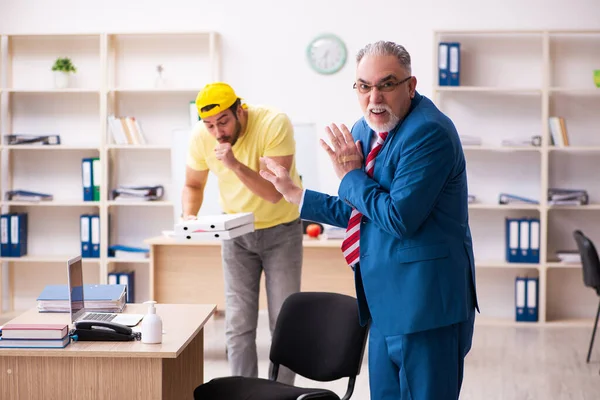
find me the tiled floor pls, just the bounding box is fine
[203,312,600,399]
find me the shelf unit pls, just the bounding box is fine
[434,30,600,326]
[0,31,221,313]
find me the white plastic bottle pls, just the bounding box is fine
[141,300,163,344]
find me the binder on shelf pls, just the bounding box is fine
[519,219,530,262]
[91,158,100,201]
[515,276,527,322]
[498,193,539,205]
[448,42,461,86]
[81,158,93,201]
[175,212,254,233]
[90,215,100,258]
[80,214,91,258]
[438,42,449,86]
[118,271,135,303]
[505,218,520,262]
[3,134,60,146]
[10,213,28,257]
[107,272,119,285]
[108,245,149,259]
[1,214,10,257]
[5,190,53,202]
[525,277,539,322]
[529,219,540,263]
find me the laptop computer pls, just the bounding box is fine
[67,255,144,327]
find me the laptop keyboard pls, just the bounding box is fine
[83,312,117,322]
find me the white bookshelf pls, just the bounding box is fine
[0,31,221,313]
[434,30,600,326]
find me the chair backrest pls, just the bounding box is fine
[269,292,369,382]
[573,230,600,294]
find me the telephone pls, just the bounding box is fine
[71,320,141,342]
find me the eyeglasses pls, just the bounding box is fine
[353,76,412,94]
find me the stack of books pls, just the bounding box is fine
[0,323,70,348]
[169,212,255,241]
[36,284,127,313]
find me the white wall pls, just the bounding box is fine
[1,0,599,194]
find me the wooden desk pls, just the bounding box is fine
[144,236,355,311]
[0,303,216,400]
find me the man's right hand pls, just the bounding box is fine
[259,157,303,205]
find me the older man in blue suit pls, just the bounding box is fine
[260,41,479,400]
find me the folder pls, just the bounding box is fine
[107,272,119,285]
[10,213,28,257]
[81,158,93,201]
[80,214,91,258]
[525,277,539,322]
[174,221,255,241]
[448,42,461,86]
[438,42,449,86]
[118,271,135,303]
[175,212,255,233]
[505,218,520,263]
[90,215,100,258]
[519,219,530,262]
[91,157,100,201]
[515,276,527,322]
[1,214,10,257]
[529,219,540,263]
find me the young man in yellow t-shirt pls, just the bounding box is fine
[182,82,303,384]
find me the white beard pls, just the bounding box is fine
[364,104,400,133]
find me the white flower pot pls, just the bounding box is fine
[53,71,70,89]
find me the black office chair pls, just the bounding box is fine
[573,230,600,363]
[193,292,369,400]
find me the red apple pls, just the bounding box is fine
[306,224,321,238]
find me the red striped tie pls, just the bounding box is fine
[341,131,389,268]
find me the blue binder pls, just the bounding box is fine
[515,276,527,322]
[9,213,28,257]
[526,219,540,263]
[505,218,520,262]
[80,214,91,258]
[118,271,135,303]
[525,277,539,322]
[1,214,10,257]
[107,272,119,285]
[90,215,100,258]
[82,158,93,201]
[438,42,450,86]
[448,42,461,86]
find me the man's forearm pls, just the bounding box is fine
[231,162,283,203]
[182,185,204,217]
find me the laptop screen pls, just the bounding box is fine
[67,256,85,323]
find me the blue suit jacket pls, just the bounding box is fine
[301,92,479,336]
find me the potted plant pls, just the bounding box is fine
[51,57,77,89]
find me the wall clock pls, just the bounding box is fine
[306,34,347,75]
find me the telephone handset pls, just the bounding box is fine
[72,320,141,342]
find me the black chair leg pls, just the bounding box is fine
[586,299,600,363]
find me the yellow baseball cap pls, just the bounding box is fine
[195,82,244,119]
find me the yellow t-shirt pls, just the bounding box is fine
[186,105,302,230]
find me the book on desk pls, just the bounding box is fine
[0,323,70,348]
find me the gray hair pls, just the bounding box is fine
[356,41,412,74]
